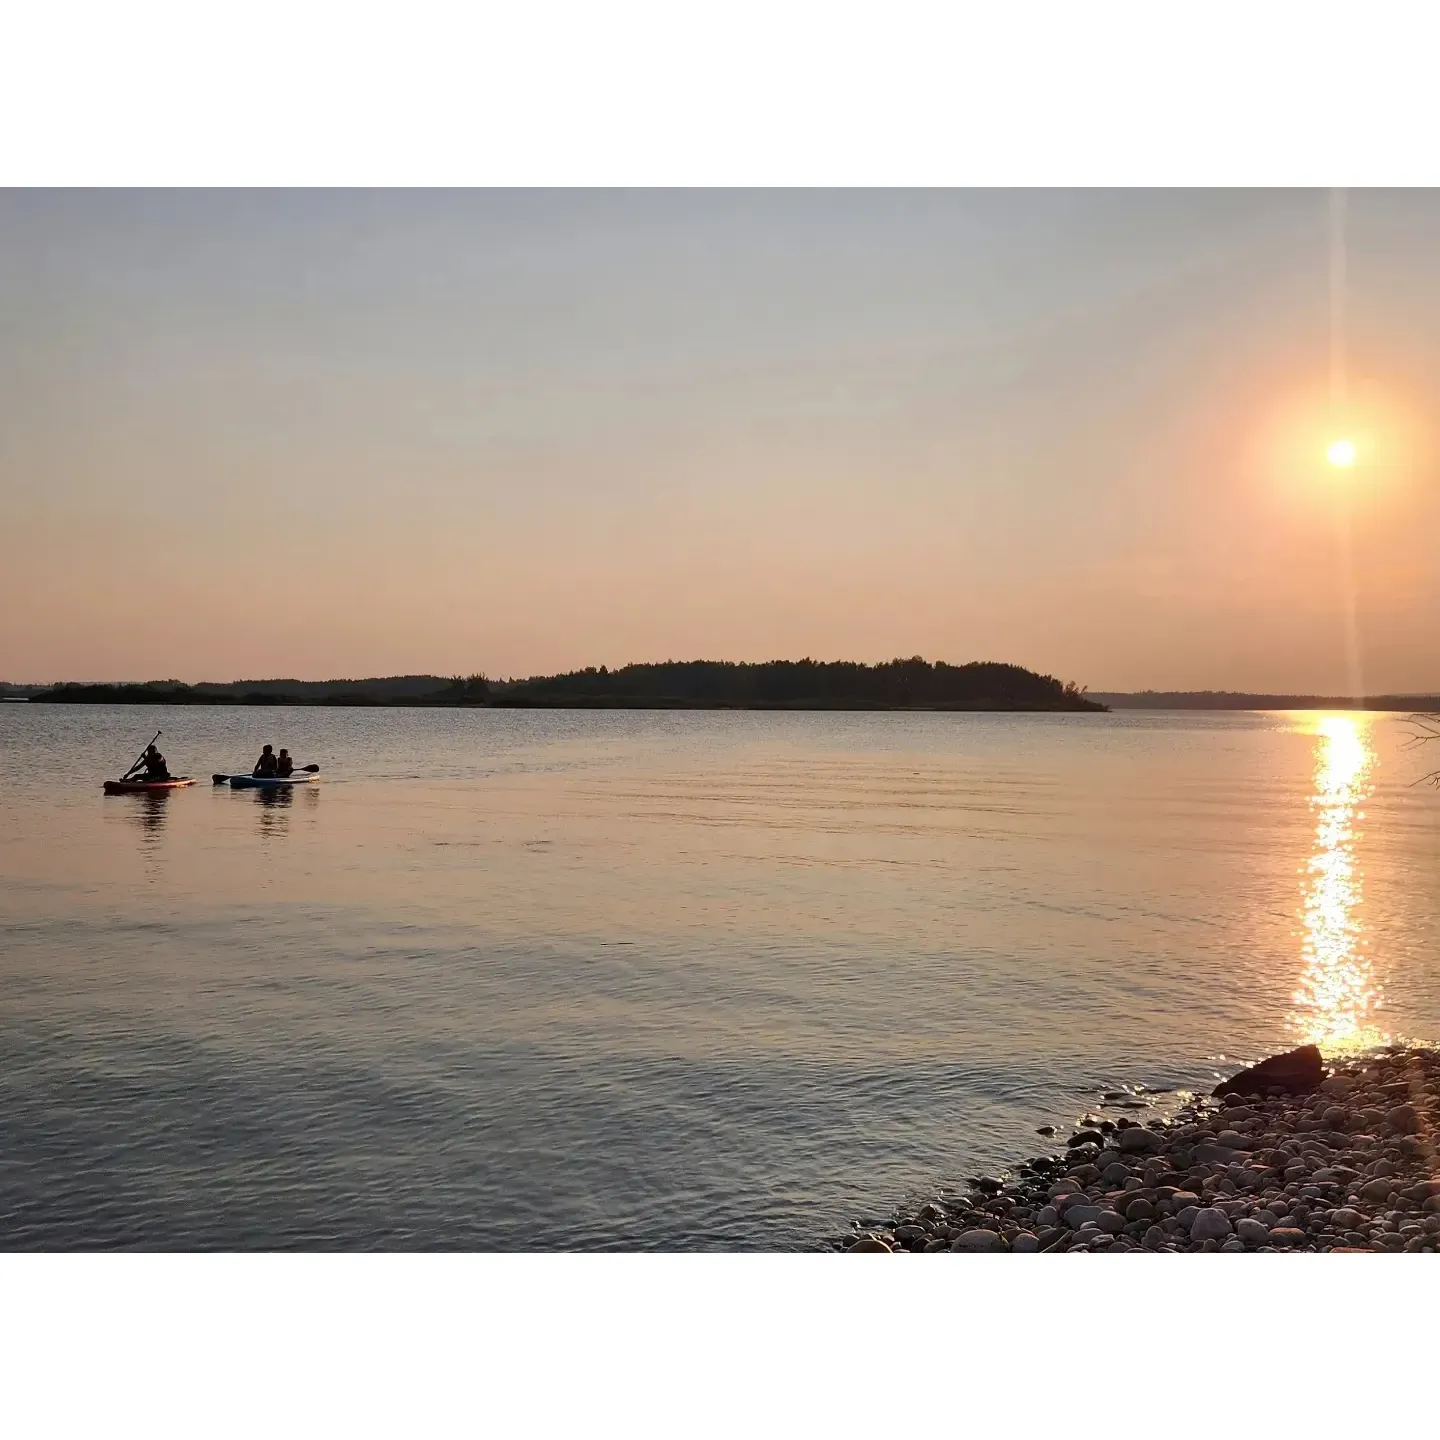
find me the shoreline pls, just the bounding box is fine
[835,1044,1440,1254]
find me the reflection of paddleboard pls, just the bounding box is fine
[103,777,196,794]
[222,773,320,789]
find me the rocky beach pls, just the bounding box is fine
[837,1044,1440,1254]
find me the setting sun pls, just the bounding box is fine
[1327,438,1356,467]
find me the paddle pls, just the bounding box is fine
[123,729,162,781]
[213,764,320,784]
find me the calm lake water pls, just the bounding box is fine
[3,704,1439,1249]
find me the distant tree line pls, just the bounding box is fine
[29,675,491,707]
[27,659,1104,711]
[1094,690,1440,710]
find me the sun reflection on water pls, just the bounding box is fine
[1290,715,1386,1053]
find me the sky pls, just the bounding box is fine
[3,188,1440,692]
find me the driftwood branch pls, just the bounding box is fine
[1402,712,1440,787]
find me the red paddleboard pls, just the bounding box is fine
[102,777,196,794]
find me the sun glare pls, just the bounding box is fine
[1327,438,1356,467]
[1290,715,1385,1053]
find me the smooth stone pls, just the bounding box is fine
[1220,1239,1245,1253]
[1096,1210,1126,1234]
[1386,1104,1420,1134]
[1268,1227,1307,1246]
[1117,1127,1162,1154]
[1035,1205,1059,1228]
[849,1237,893,1252]
[953,1229,1004,1252]
[1190,1207,1233,1242]
[1065,1206,1103,1230]
[1360,1177,1396,1202]
[1011,1232,1039,1253]
[1142,1224,1166,1249]
[1176,1205,1201,1229]
[1236,1217,1270,1244]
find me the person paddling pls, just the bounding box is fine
[277,748,294,778]
[253,744,279,778]
[124,743,171,783]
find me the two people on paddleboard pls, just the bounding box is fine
[253,745,295,778]
[125,743,171,782]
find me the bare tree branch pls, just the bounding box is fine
[1402,712,1440,787]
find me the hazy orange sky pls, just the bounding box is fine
[4,189,1439,691]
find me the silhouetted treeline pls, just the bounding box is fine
[1094,690,1440,711]
[494,659,1103,710]
[29,675,489,707]
[29,661,1101,710]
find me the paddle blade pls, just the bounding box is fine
[212,774,228,785]
[302,763,320,772]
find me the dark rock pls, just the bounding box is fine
[1068,1129,1105,1148]
[1211,1046,1325,1099]
[1117,1126,1161,1153]
[1386,1104,1420,1134]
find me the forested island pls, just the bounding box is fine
[21,659,1105,711]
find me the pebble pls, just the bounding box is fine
[1190,1208,1233,1242]
[952,1229,1004,1252]
[1118,1127,1162,1153]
